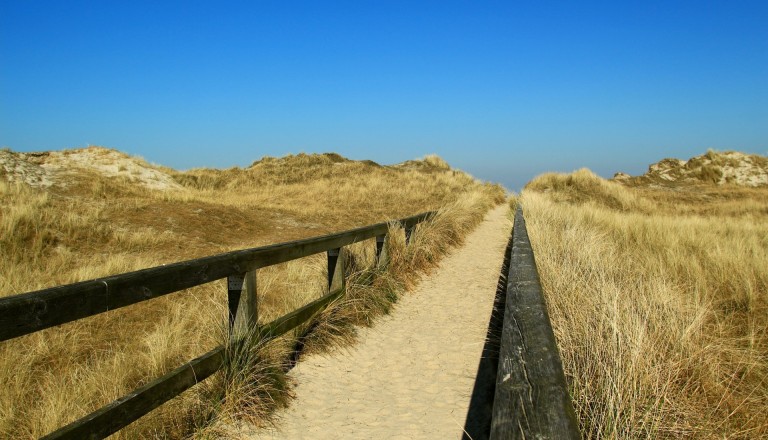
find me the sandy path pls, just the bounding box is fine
[250,205,511,439]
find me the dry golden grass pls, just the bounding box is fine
[522,169,768,438]
[0,149,504,438]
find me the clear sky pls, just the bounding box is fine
[2,1,766,190]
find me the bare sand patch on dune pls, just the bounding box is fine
[0,146,181,190]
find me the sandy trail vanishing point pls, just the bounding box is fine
[250,205,511,439]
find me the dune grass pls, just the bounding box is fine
[0,151,504,438]
[521,169,768,438]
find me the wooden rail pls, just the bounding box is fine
[0,212,430,342]
[490,206,580,439]
[0,211,434,439]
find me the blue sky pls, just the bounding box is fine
[1,1,766,190]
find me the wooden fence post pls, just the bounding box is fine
[405,226,414,245]
[243,270,258,328]
[375,234,388,268]
[327,247,346,292]
[227,274,244,333]
[227,271,258,337]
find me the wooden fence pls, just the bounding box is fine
[490,206,580,439]
[0,211,434,439]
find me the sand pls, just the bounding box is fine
[0,147,181,189]
[247,204,512,439]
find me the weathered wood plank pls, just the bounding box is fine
[41,346,225,440]
[0,212,433,341]
[490,206,579,439]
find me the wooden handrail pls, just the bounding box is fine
[490,206,579,439]
[0,211,433,342]
[1,210,434,439]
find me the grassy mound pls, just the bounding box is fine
[526,168,653,212]
[0,148,505,438]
